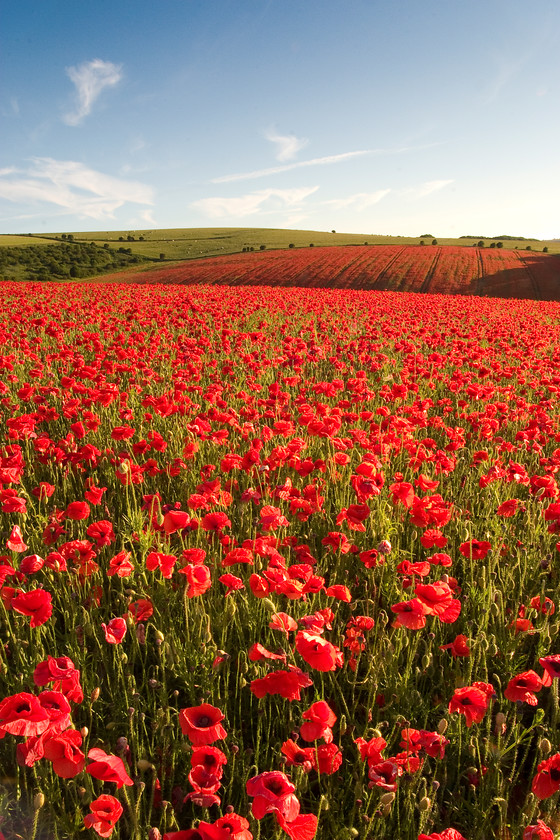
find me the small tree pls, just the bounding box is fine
[289,243,295,248]
[543,247,549,253]
[159,253,165,261]
[260,245,266,250]
[432,239,438,246]
[496,242,503,248]
[477,240,485,248]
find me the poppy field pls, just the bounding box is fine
[2,280,560,840]
[99,244,560,302]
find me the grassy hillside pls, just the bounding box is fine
[1,227,558,261]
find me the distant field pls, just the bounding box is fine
[1,227,558,260]
[94,243,560,301]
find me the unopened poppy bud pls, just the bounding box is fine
[418,797,431,812]
[379,792,395,806]
[319,795,329,812]
[261,598,277,612]
[421,653,432,669]
[33,792,45,810]
[437,718,448,734]
[80,726,88,738]
[494,712,506,734]
[154,630,165,643]
[224,598,236,620]
[137,759,153,771]
[539,737,552,755]
[136,623,146,645]
[148,829,162,840]
[91,687,101,702]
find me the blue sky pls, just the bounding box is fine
[1,0,559,238]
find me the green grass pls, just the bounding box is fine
[1,228,558,259]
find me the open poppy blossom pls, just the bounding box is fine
[179,704,227,746]
[448,682,494,727]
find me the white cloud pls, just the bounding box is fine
[265,128,308,162]
[403,180,454,200]
[213,149,386,184]
[211,144,437,184]
[322,189,391,210]
[63,59,122,125]
[0,157,153,220]
[192,186,319,219]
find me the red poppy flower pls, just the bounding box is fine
[42,729,85,778]
[459,539,491,560]
[86,748,133,788]
[11,588,53,627]
[532,752,560,799]
[0,692,50,737]
[163,509,191,534]
[83,794,123,837]
[86,520,115,547]
[367,760,402,791]
[420,529,448,548]
[128,598,153,622]
[146,551,177,579]
[448,683,494,727]
[248,643,287,663]
[6,525,27,553]
[246,771,300,821]
[179,704,227,746]
[102,617,127,645]
[300,700,336,743]
[180,563,212,597]
[64,501,90,521]
[418,830,467,840]
[107,551,134,578]
[391,598,428,630]
[440,635,471,658]
[496,499,519,517]
[295,631,343,671]
[355,735,387,766]
[250,668,313,701]
[275,812,318,840]
[281,739,315,772]
[269,612,298,634]
[504,670,543,705]
[523,819,554,840]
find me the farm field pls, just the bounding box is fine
[2,281,560,839]
[97,244,560,301]
[1,228,558,263]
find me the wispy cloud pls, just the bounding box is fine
[403,179,454,199]
[0,157,153,220]
[192,186,319,219]
[265,128,308,162]
[63,59,122,125]
[211,147,418,184]
[322,189,391,210]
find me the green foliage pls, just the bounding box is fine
[0,242,150,281]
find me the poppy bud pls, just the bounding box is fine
[91,687,100,702]
[137,760,153,771]
[154,630,165,642]
[379,792,395,806]
[437,718,448,734]
[418,796,431,811]
[148,829,162,840]
[33,792,45,810]
[262,598,277,612]
[81,727,89,738]
[539,738,552,755]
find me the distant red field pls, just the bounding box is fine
[98,244,560,299]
